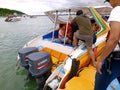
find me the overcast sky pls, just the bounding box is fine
[0,0,110,15]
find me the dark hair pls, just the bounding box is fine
[76,10,83,15]
[104,0,109,2]
[59,24,65,28]
[90,18,96,23]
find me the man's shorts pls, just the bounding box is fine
[75,30,93,47]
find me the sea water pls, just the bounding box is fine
[0,16,54,90]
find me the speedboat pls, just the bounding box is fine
[17,6,110,90]
[5,15,21,22]
[43,7,109,90]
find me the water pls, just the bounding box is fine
[0,16,54,90]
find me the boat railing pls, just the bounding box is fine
[52,11,58,42]
[64,9,71,45]
[50,9,71,46]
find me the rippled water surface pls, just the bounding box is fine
[0,16,54,90]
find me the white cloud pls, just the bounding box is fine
[0,0,110,15]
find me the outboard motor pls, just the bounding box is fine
[28,52,53,90]
[18,47,38,68]
[18,47,38,80]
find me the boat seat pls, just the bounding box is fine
[42,29,73,47]
[64,65,96,90]
[42,30,58,39]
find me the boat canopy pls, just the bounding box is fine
[38,0,111,13]
[45,6,112,23]
[45,6,111,45]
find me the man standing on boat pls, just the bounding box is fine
[71,10,96,67]
[95,0,120,90]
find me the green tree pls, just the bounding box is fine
[0,8,25,16]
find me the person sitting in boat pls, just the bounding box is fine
[58,23,71,44]
[90,18,100,44]
[65,23,72,41]
[71,10,96,67]
[90,18,100,33]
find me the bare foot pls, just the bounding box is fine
[110,83,118,90]
[90,61,96,67]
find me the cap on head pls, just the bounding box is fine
[76,10,83,15]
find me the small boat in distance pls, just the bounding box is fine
[5,15,21,22]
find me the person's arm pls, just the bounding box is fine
[99,21,120,60]
[68,16,72,23]
[59,30,64,38]
[96,21,120,74]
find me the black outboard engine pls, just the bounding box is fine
[28,52,53,90]
[18,47,38,80]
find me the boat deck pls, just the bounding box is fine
[25,36,74,55]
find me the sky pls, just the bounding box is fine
[0,0,110,15]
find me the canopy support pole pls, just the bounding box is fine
[64,9,71,45]
[52,11,58,42]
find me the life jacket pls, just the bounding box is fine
[65,23,72,39]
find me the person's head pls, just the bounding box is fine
[59,24,65,29]
[76,10,83,16]
[90,18,96,24]
[105,0,120,7]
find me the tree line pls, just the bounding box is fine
[0,8,25,16]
